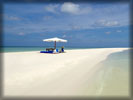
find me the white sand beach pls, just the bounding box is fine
[3,48,129,97]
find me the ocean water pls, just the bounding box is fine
[1,46,128,53]
[0,46,92,53]
[85,49,130,97]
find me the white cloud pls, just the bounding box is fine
[44,4,58,13]
[43,16,52,20]
[18,32,25,35]
[71,25,81,30]
[116,30,122,32]
[5,15,20,21]
[62,35,66,38]
[105,31,111,34]
[61,2,91,15]
[61,2,80,14]
[94,20,119,27]
[105,21,119,26]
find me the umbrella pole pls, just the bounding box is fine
[54,41,56,49]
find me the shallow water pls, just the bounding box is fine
[86,50,130,97]
[1,46,111,53]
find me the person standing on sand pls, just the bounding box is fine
[61,46,64,52]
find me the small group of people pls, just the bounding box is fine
[46,46,65,53]
[59,46,64,53]
[54,46,64,53]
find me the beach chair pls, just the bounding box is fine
[46,48,55,52]
[59,47,65,53]
[52,49,59,54]
[40,51,53,53]
[56,49,58,52]
[40,48,55,53]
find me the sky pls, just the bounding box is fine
[3,2,130,47]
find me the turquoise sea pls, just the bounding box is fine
[0,46,98,53]
[0,46,128,53]
[87,49,130,96]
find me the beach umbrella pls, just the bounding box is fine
[43,37,67,49]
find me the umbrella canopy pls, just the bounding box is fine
[43,37,67,49]
[43,37,67,42]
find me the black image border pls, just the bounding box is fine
[0,0,132,100]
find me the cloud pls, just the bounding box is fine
[62,35,66,38]
[71,25,81,30]
[93,20,119,27]
[44,4,58,13]
[18,32,25,35]
[43,16,52,20]
[105,31,111,34]
[116,30,122,32]
[5,15,20,21]
[61,2,91,15]
[61,2,80,14]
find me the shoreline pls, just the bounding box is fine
[3,48,129,96]
[2,47,130,54]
